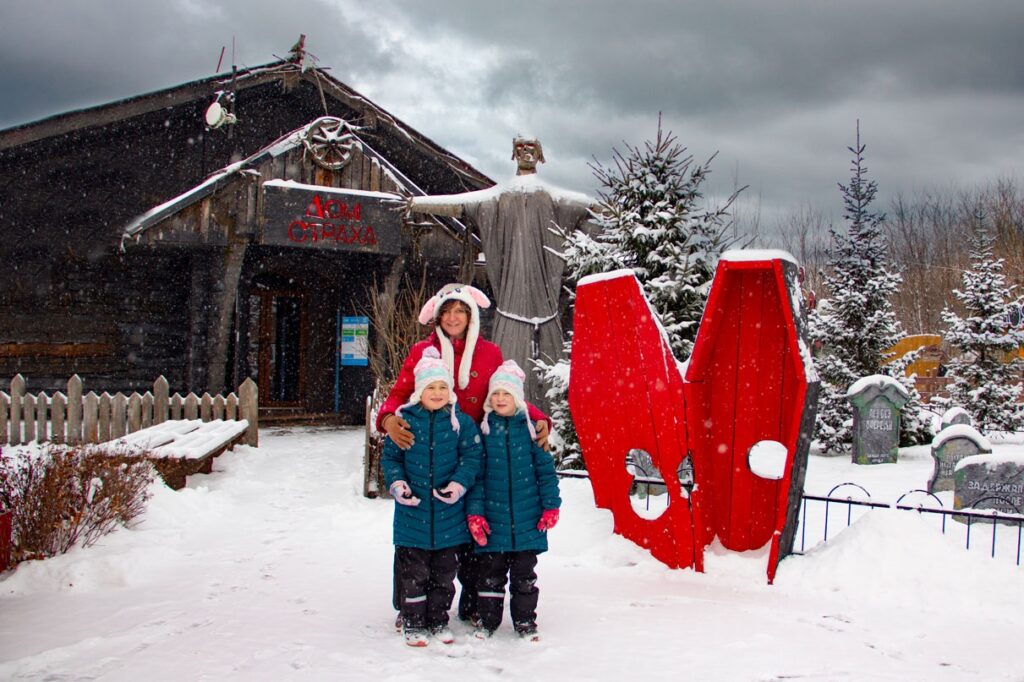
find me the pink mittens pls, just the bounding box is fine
[390,481,420,506]
[432,481,466,503]
[537,509,560,531]
[467,515,491,546]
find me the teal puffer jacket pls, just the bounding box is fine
[382,404,482,550]
[466,411,561,553]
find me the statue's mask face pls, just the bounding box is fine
[514,141,541,171]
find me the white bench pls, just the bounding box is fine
[100,419,250,489]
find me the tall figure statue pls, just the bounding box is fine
[406,136,594,401]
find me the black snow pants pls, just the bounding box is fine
[393,543,479,621]
[396,546,459,630]
[475,550,539,632]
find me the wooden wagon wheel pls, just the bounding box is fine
[303,117,360,171]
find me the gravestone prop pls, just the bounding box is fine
[940,407,972,431]
[847,375,909,465]
[929,424,990,493]
[954,455,1024,521]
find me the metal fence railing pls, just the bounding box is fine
[798,484,1024,565]
[556,470,1024,567]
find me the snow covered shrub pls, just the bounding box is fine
[0,445,154,566]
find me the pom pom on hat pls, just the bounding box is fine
[412,347,452,393]
[481,360,535,440]
[397,347,459,431]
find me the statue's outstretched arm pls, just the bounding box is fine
[406,196,465,218]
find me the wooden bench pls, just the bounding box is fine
[99,419,250,489]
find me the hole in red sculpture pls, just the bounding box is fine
[625,449,670,520]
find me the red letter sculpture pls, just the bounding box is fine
[569,252,819,583]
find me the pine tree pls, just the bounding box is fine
[809,123,930,452]
[588,121,737,360]
[941,209,1024,432]
[535,118,737,468]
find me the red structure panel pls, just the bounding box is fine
[685,257,815,582]
[569,255,818,583]
[569,271,701,570]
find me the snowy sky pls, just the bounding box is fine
[2,0,1022,233]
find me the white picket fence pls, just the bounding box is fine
[0,375,258,448]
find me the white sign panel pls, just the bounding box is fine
[341,316,369,366]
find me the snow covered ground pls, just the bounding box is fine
[1,426,1022,681]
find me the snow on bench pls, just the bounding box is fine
[99,419,250,489]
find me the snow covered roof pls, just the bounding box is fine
[121,121,334,241]
[121,116,477,245]
[0,60,491,191]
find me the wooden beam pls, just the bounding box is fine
[0,343,113,358]
[206,240,248,394]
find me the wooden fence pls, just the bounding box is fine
[0,375,258,447]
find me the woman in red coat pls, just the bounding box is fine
[377,283,551,630]
[377,284,550,447]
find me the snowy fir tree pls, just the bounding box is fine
[809,124,930,453]
[587,120,738,361]
[535,118,737,468]
[940,210,1024,432]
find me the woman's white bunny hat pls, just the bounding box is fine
[418,284,491,390]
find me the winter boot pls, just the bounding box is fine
[514,621,539,642]
[403,627,429,647]
[431,625,455,644]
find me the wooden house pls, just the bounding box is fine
[0,48,492,422]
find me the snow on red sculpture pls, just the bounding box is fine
[569,252,819,583]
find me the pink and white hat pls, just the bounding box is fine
[396,347,459,431]
[481,360,535,440]
[418,284,490,390]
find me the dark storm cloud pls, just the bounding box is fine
[0,0,399,128]
[391,0,1024,116]
[369,0,1022,230]
[1,0,1021,230]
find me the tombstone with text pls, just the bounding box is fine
[954,455,1024,521]
[847,375,909,465]
[929,424,990,493]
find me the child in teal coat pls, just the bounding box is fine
[465,360,561,640]
[382,348,482,647]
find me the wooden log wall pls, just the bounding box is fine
[0,374,258,447]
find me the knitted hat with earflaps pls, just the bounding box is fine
[396,347,459,432]
[417,284,491,390]
[481,359,536,440]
